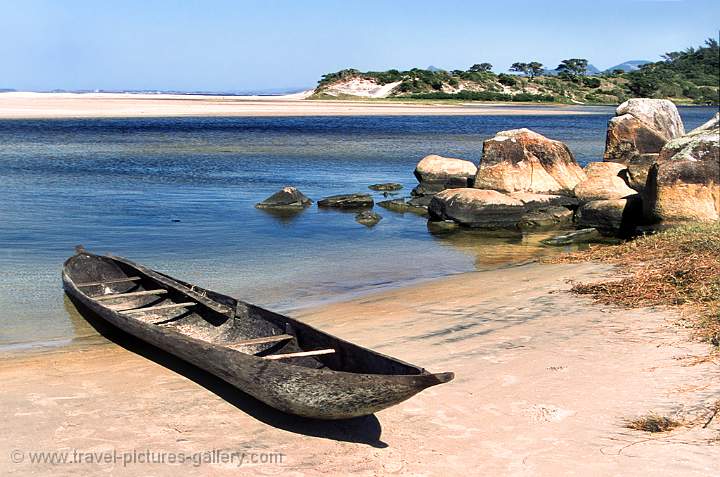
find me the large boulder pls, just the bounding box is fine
[474,128,586,195]
[644,118,720,223]
[603,98,684,164]
[573,162,636,201]
[575,196,643,235]
[428,188,525,229]
[256,187,312,209]
[616,98,685,138]
[413,154,477,196]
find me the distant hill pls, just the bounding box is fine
[604,60,651,73]
[312,38,719,105]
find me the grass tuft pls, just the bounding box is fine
[626,414,683,433]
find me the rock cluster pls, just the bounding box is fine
[411,100,718,237]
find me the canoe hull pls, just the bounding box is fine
[62,255,452,420]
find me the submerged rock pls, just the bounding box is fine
[541,228,603,246]
[256,186,312,209]
[573,162,636,201]
[317,193,374,209]
[426,220,460,233]
[377,198,428,216]
[428,188,525,229]
[474,128,586,195]
[644,117,720,223]
[603,98,684,164]
[355,210,382,227]
[368,183,403,191]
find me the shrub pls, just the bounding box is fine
[497,74,516,86]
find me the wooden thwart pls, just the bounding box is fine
[95,289,168,301]
[228,334,293,348]
[77,276,142,287]
[263,349,335,360]
[120,302,196,314]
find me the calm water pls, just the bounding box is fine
[0,106,714,350]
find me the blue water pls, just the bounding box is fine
[0,106,715,349]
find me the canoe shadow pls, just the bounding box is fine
[65,296,388,448]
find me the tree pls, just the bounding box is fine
[469,63,493,73]
[628,74,660,97]
[510,62,529,75]
[527,62,544,79]
[556,58,589,79]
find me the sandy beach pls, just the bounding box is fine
[0,92,604,119]
[1,261,718,476]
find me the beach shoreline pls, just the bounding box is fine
[0,91,608,119]
[1,260,718,475]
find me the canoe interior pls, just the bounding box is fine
[64,252,428,376]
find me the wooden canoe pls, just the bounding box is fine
[62,248,453,420]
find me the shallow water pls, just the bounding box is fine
[0,107,714,349]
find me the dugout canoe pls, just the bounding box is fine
[62,247,453,419]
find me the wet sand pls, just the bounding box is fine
[0,92,603,119]
[1,262,718,476]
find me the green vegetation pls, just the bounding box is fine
[408,91,556,102]
[625,38,719,104]
[313,39,718,105]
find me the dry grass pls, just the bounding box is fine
[547,223,720,344]
[626,414,683,433]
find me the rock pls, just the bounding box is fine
[575,195,643,235]
[412,155,477,200]
[573,162,636,201]
[256,186,312,209]
[368,182,403,191]
[414,154,477,188]
[407,195,432,208]
[541,228,603,246]
[616,98,684,138]
[317,193,374,209]
[518,206,574,230]
[690,112,719,133]
[426,220,460,233]
[377,198,427,216]
[428,188,525,229]
[508,192,580,210]
[355,210,382,226]
[625,153,659,192]
[603,98,684,164]
[644,120,720,223]
[474,128,586,195]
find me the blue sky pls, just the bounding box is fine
[1,0,718,92]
